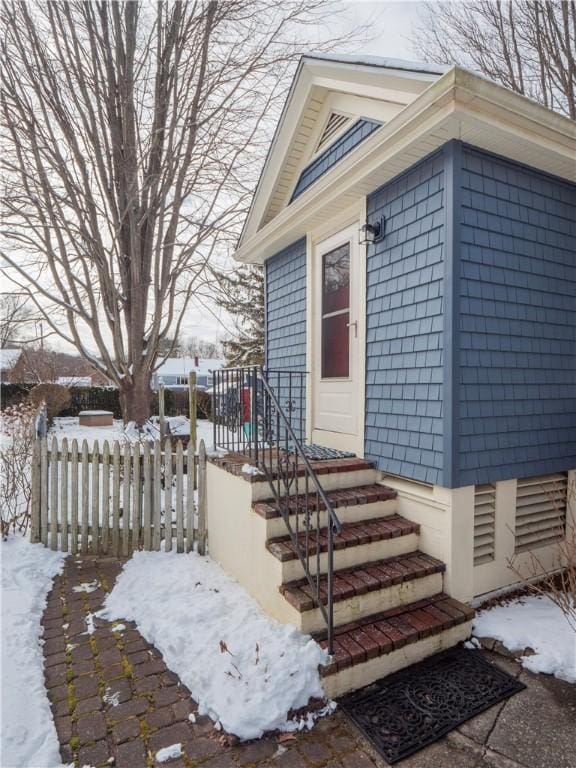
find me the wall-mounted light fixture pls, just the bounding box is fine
[359,215,385,245]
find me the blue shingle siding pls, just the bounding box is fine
[290,119,380,201]
[457,146,576,485]
[265,238,307,440]
[365,151,446,485]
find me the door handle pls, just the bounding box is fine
[347,321,358,338]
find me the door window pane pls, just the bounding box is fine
[322,312,349,378]
[322,244,350,315]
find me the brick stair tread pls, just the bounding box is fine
[209,454,376,482]
[317,594,475,676]
[266,515,420,562]
[279,551,445,612]
[253,484,397,519]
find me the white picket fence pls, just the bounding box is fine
[30,437,207,556]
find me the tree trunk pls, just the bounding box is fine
[119,373,153,425]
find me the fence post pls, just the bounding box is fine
[92,440,100,554]
[81,440,89,553]
[159,382,165,438]
[40,438,48,546]
[164,438,173,552]
[30,439,41,543]
[60,438,68,552]
[50,436,58,551]
[101,441,110,554]
[153,440,162,551]
[133,442,141,550]
[122,442,131,556]
[186,443,194,552]
[70,440,79,555]
[112,442,121,556]
[175,441,184,553]
[143,442,152,551]
[188,371,197,453]
[197,439,207,556]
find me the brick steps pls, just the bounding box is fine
[318,593,475,677]
[253,484,397,519]
[267,515,420,562]
[210,453,376,481]
[279,551,445,612]
[236,450,474,695]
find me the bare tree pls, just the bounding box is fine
[0,293,38,347]
[1,1,358,424]
[180,336,221,359]
[414,1,576,118]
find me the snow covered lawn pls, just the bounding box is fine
[99,551,328,740]
[49,416,215,450]
[49,415,129,446]
[474,594,576,683]
[1,535,66,768]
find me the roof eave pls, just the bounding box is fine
[238,56,448,247]
[234,67,575,265]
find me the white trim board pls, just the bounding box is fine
[236,66,575,265]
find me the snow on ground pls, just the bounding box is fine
[49,416,215,450]
[99,551,328,740]
[1,535,66,768]
[474,594,576,683]
[156,743,183,762]
[49,416,130,446]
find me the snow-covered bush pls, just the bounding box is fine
[0,402,36,537]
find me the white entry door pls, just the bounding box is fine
[313,225,360,443]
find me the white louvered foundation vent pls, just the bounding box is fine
[316,112,350,151]
[474,484,496,566]
[515,473,568,553]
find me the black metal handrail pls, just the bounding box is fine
[212,366,342,653]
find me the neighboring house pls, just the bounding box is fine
[56,376,92,387]
[0,348,23,381]
[3,348,112,387]
[206,56,575,697]
[152,357,224,390]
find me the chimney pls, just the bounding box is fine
[194,355,199,368]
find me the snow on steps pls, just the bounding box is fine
[211,454,381,499]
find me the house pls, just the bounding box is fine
[152,356,224,391]
[2,348,112,387]
[206,55,576,696]
[0,347,23,381]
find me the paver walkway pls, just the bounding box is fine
[42,557,576,768]
[41,556,382,767]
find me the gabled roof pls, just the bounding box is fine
[240,55,444,244]
[302,52,449,77]
[0,347,22,371]
[155,358,224,378]
[235,58,576,265]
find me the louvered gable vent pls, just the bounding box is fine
[515,473,568,552]
[474,484,496,566]
[316,112,350,151]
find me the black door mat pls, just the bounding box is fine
[339,647,525,764]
